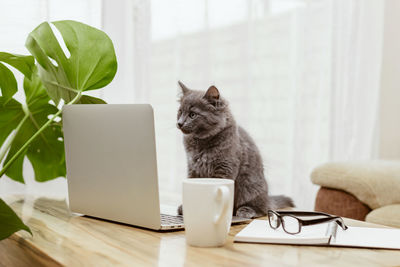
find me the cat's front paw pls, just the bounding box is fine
[236,206,257,218]
[177,204,183,215]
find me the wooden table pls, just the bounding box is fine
[1,195,400,267]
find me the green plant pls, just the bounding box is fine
[0,20,117,240]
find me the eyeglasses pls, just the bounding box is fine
[267,210,348,235]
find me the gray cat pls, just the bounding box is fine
[176,81,294,218]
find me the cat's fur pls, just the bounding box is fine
[176,81,294,218]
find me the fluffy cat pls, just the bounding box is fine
[176,81,294,218]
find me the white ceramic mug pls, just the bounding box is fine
[182,178,234,247]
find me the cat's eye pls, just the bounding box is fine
[189,112,197,119]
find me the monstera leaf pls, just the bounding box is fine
[0,198,31,240]
[77,95,107,104]
[0,53,35,103]
[25,20,117,104]
[0,20,116,241]
[1,71,65,183]
[0,99,25,154]
[0,54,36,162]
[0,52,35,78]
[0,63,17,103]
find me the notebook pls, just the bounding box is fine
[234,219,400,250]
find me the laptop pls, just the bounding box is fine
[63,104,250,230]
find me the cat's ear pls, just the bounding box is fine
[204,85,220,101]
[178,81,190,95]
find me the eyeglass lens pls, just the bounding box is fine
[268,212,279,228]
[281,216,300,234]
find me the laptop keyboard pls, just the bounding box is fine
[160,214,251,229]
[161,214,184,225]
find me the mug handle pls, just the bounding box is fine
[213,186,230,225]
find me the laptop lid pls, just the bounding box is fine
[63,104,162,230]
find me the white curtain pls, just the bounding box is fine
[109,0,384,209]
[330,0,384,160]
[0,0,385,210]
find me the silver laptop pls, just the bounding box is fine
[63,104,250,231]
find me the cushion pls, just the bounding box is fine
[311,160,400,209]
[366,204,400,228]
[314,187,371,220]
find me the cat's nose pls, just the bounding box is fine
[177,122,183,128]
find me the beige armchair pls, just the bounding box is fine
[311,160,400,228]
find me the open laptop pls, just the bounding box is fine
[63,104,250,231]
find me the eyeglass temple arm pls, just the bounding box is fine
[274,211,332,217]
[269,210,348,230]
[301,216,348,230]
